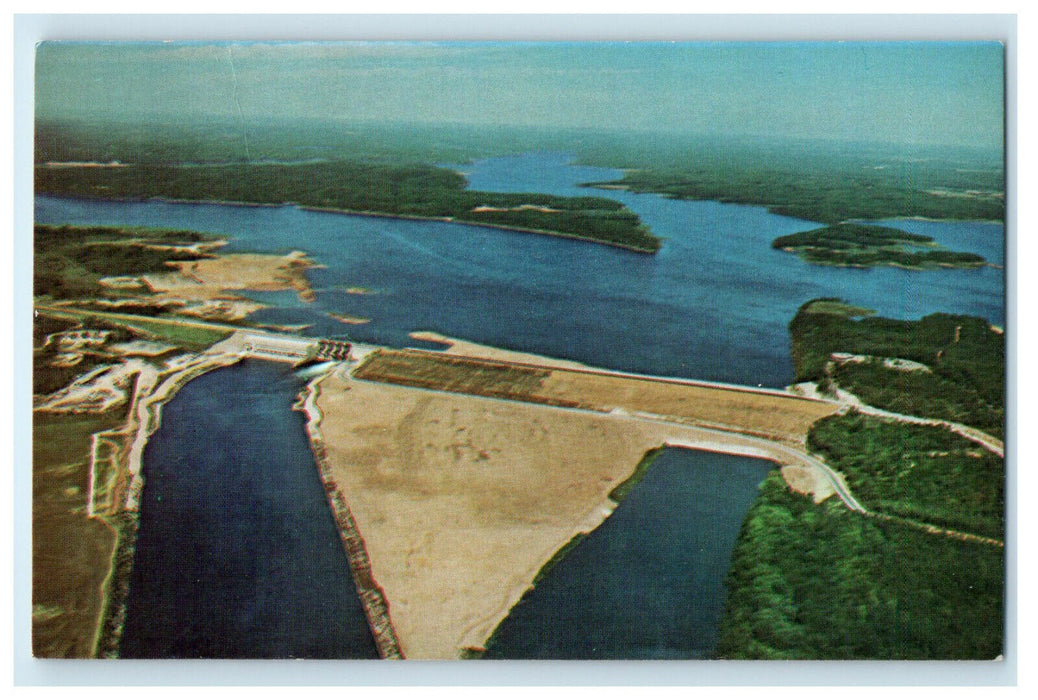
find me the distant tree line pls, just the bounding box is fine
[36,161,662,252]
[591,166,1004,225]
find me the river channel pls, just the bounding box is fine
[118,360,379,658]
[484,448,776,659]
[37,152,1004,659]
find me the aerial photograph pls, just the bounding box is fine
[30,39,1006,662]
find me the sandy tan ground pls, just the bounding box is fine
[313,368,829,659]
[537,369,836,444]
[780,465,835,503]
[408,331,591,370]
[142,251,318,307]
[372,346,837,445]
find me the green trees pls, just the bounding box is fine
[808,413,1004,538]
[716,473,1004,659]
[35,161,662,253]
[33,224,210,300]
[589,163,1005,224]
[771,223,986,269]
[789,300,1004,435]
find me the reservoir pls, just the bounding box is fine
[36,152,1005,659]
[484,448,777,659]
[119,360,379,658]
[34,154,1005,389]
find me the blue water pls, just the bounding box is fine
[483,449,776,659]
[119,361,379,659]
[34,152,1004,387]
[37,153,1005,659]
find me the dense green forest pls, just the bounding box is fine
[772,223,987,268]
[37,117,1004,232]
[789,300,1004,435]
[33,224,211,300]
[715,472,1003,659]
[808,413,1004,538]
[35,161,660,253]
[590,168,1004,225]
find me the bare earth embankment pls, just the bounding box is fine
[357,349,836,444]
[313,351,840,659]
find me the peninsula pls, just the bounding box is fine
[35,160,662,253]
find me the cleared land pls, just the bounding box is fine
[313,369,814,659]
[143,250,318,309]
[320,348,839,658]
[408,331,591,370]
[354,349,837,444]
[32,410,124,658]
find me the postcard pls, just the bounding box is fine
[31,39,1006,662]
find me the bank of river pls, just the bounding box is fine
[119,360,379,658]
[35,151,1004,659]
[34,153,1004,388]
[483,448,776,659]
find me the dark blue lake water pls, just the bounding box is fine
[484,449,776,659]
[34,152,1005,388]
[37,152,1004,659]
[119,360,379,658]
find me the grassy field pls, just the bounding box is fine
[37,308,233,354]
[98,316,232,351]
[354,350,837,443]
[32,410,125,658]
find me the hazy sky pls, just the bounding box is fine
[35,41,1004,149]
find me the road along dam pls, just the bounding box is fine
[306,347,843,658]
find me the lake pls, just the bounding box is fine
[37,151,1004,659]
[34,153,1004,388]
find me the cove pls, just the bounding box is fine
[119,360,379,658]
[482,448,776,659]
[34,153,1004,389]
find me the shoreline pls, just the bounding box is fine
[583,182,1004,227]
[90,345,245,657]
[63,327,843,659]
[310,360,846,657]
[788,256,989,271]
[299,205,660,253]
[295,370,404,659]
[35,192,660,254]
[404,332,832,403]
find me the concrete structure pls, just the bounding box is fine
[239,331,317,362]
[315,339,352,361]
[234,331,351,364]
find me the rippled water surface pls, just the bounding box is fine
[39,153,1004,659]
[35,153,1004,387]
[119,361,379,658]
